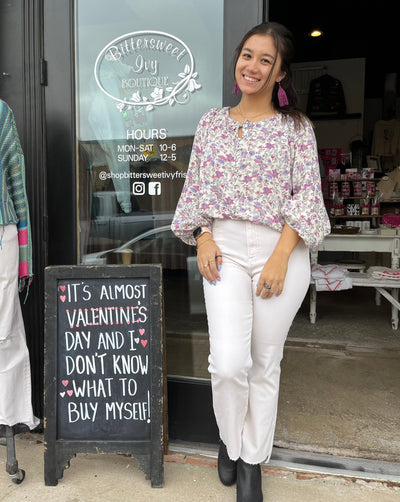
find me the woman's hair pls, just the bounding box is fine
[234,22,306,126]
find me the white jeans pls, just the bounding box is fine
[0,224,39,429]
[204,219,310,464]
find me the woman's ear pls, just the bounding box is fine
[276,71,286,84]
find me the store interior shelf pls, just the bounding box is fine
[331,215,380,219]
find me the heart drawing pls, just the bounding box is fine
[62,380,69,387]
[139,329,145,336]
[60,295,66,303]
[59,392,65,398]
[67,390,73,397]
[141,340,148,348]
[59,285,66,292]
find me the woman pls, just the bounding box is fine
[172,22,330,501]
[0,99,39,432]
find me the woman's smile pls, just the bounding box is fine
[242,74,260,83]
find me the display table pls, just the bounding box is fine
[310,233,400,269]
[310,233,400,329]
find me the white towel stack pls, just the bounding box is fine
[368,266,400,280]
[311,264,353,291]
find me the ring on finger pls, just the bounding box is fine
[203,264,209,268]
[208,259,214,264]
[263,283,271,290]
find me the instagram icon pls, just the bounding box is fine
[132,182,145,195]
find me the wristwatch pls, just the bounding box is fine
[193,227,202,239]
[193,226,210,239]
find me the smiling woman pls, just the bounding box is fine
[235,35,282,100]
[171,21,330,502]
[229,22,305,128]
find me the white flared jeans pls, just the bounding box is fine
[0,224,39,429]
[203,219,310,464]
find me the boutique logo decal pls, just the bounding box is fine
[94,30,201,113]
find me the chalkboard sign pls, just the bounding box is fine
[44,265,164,487]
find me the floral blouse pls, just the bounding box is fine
[171,107,330,248]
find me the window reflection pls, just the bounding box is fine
[78,137,189,260]
[75,0,223,380]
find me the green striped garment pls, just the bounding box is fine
[0,99,33,291]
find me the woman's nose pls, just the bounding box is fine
[247,59,258,72]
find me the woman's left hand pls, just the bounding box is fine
[256,253,289,299]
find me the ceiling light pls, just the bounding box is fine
[309,29,323,38]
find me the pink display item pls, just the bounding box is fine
[319,148,349,173]
[381,214,400,228]
[341,182,350,197]
[361,203,370,215]
[371,204,379,216]
[330,182,339,198]
[353,181,362,197]
[367,182,376,197]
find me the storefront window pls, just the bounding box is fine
[75,0,224,379]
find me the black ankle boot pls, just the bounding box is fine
[236,458,263,502]
[217,441,237,486]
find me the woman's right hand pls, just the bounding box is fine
[196,235,223,285]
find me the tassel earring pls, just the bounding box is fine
[278,83,289,107]
[233,81,241,96]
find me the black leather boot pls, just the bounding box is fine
[217,441,238,486]
[236,458,263,502]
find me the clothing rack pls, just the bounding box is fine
[0,424,27,484]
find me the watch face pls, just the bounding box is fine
[193,227,201,238]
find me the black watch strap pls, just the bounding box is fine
[193,227,202,239]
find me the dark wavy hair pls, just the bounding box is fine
[234,22,306,126]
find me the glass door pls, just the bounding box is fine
[70,0,264,441]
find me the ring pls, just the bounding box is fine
[203,264,209,268]
[263,284,271,290]
[208,260,214,264]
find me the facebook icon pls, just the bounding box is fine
[149,181,162,196]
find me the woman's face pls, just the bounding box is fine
[235,34,284,99]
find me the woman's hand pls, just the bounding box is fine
[256,253,289,298]
[256,223,301,299]
[196,234,223,285]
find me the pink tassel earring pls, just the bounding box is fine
[233,81,241,96]
[278,83,289,107]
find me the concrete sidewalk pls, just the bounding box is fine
[1,432,400,501]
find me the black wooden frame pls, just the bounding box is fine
[44,264,164,487]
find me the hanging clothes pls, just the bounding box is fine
[0,100,39,429]
[306,73,346,118]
